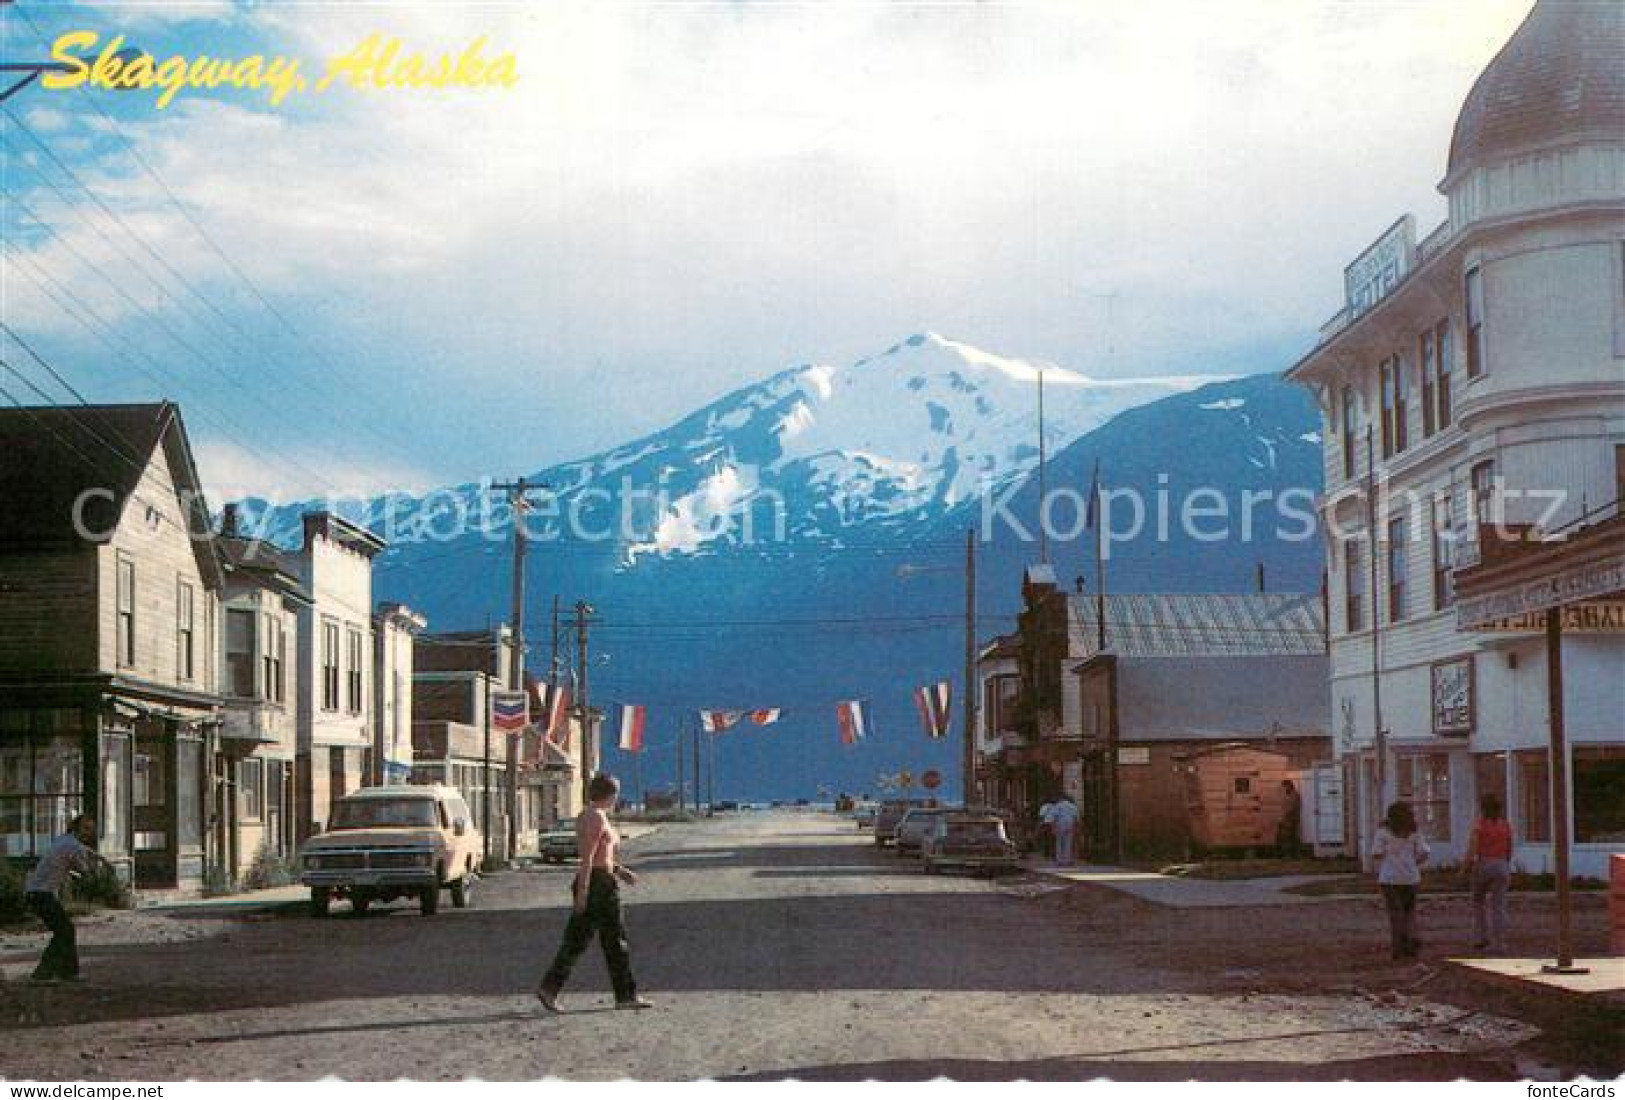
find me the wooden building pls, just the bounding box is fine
[1008,568,1331,860]
[0,404,223,891]
[214,512,308,884]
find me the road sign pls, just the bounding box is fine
[921,770,942,790]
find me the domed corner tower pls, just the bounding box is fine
[1433,0,1625,415]
[1440,0,1625,230]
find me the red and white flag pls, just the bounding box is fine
[747,708,783,726]
[835,699,870,745]
[618,704,646,752]
[544,683,572,750]
[913,681,952,739]
[699,709,741,733]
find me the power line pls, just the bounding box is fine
[9,3,438,470]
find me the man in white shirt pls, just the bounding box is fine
[1036,799,1057,860]
[24,815,100,983]
[1049,796,1080,866]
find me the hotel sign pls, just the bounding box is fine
[1344,215,1416,319]
[1474,601,1625,634]
[1431,657,1474,737]
[1457,556,1625,629]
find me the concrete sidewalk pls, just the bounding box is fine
[145,824,663,913]
[1446,956,1625,1004]
[1021,860,1347,908]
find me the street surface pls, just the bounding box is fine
[1,811,1617,1081]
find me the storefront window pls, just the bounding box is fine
[1573,746,1625,844]
[101,734,130,856]
[239,758,264,821]
[0,727,86,857]
[1395,752,1451,842]
[133,749,165,809]
[176,738,203,849]
[1516,750,1550,845]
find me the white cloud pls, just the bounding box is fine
[2,0,1539,484]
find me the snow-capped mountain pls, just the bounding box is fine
[234,333,1212,557]
[226,357,1323,804]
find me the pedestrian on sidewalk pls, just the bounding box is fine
[1372,801,1430,961]
[1465,793,1513,954]
[1276,779,1303,859]
[1050,795,1080,866]
[1036,798,1057,860]
[536,774,652,1012]
[24,815,103,984]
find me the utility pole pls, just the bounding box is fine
[575,600,594,801]
[550,595,561,688]
[493,477,549,862]
[1365,428,1389,836]
[481,673,492,863]
[963,528,978,806]
[677,715,687,812]
[492,478,550,690]
[1037,368,1048,565]
[692,723,703,815]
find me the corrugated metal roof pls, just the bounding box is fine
[1067,593,1326,660]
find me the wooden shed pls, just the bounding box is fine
[1176,743,1294,852]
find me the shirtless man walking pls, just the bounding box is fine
[536,773,652,1011]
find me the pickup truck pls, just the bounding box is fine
[299,785,482,916]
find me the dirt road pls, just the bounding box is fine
[0,811,1617,1080]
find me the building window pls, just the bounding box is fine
[346,627,364,715]
[1340,385,1357,480]
[1470,459,1497,528]
[1431,493,1455,611]
[322,620,340,712]
[1343,539,1364,633]
[1516,750,1550,845]
[116,556,136,667]
[984,674,1020,737]
[1419,331,1437,438]
[1465,267,1485,379]
[1379,355,1407,457]
[1573,746,1625,844]
[225,609,257,698]
[176,580,195,682]
[1434,319,1453,430]
[262,614,285,705]
[1386,515,1408,622]
[238,758,264,822]
[1615,444,1624,516]
[0,725,86,858]
[1396,753,1451,842]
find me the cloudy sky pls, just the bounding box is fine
[0,0,1533,501]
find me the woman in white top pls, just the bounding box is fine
[1372,801,1431,960]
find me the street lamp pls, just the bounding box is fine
[896,533,978,807]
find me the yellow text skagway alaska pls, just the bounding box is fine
[43,32,519,109]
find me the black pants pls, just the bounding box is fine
[1381,884,1420,959]
[540,869,636,1001]
[27,892,78,980]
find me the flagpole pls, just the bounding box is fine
[1093,463,1106,651]
[707,722,717,813]
[633,733,644,812]
[677,714,687,814]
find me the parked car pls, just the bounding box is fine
[894,806,951,856]
[299,785,481,917]
[538,817,578,863]
[873,798,932,847]
[921,813,1020,875]
[853,804,877,829]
